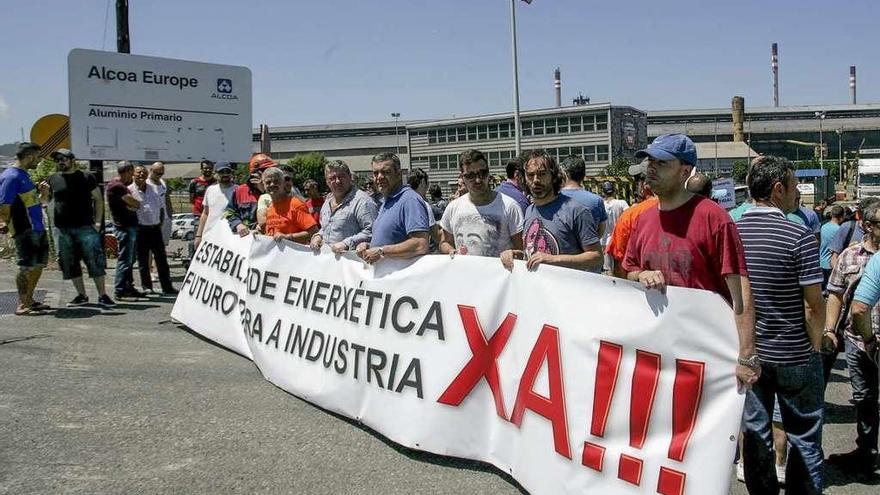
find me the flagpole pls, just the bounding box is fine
[510,0,522,156]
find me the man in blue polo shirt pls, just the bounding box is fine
[0,142,51,315]
[737,155,826,494]
[356,152,430,265]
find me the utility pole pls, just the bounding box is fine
[509,0,522,156]
[391,112,401,155]
[116,0,130,54]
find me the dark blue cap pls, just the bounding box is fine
[215,162,234,172]
[635,133,697,166]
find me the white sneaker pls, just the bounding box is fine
[736,462,745,482]
[776,464,786,485]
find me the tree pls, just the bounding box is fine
[28,157,58,183]
[732,160,749,184]
[603,156,631,177]
[286,152,327,191]
[165,177,188,191]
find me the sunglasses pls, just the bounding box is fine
[462,169,490,181]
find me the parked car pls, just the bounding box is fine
[172,217,199,241]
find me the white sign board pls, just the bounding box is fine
[68,48,252,162]
[711,178,735,210]
[797,183,816,196]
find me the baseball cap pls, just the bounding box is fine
[215,162,234,173]
[628,159,649,176]
[635,133,697,166]
[51,148,75,160]
[601,181,615,194]
[248,153,276,173]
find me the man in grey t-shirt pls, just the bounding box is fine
[500,150,602,272]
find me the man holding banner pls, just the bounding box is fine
[261,167,318,244]
[309,159,377,254]
[622,134,759,388]
[356,152,430,264]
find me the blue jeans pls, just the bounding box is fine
[844,338,879,458]
[743,353,824,495]
[114,226,137,294]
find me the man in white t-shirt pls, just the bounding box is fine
[195,162,237,246]
[149,162,172,245]
[601,181,628,272]
[439,149,523,257]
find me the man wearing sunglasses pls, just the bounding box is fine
[439,149,522,258]
[45,148,114,307]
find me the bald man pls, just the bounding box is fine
[686,173,713,198]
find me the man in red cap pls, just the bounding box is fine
[225,153,274,236]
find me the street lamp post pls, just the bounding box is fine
[836,128,844,183]
[509,0,522,156]
[815,111,826,170]
[391,112,401,155]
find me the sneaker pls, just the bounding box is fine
[116,289,147,299]
[736,462,745,482]
[161,288,179,296]
[67,294,90,307]
[97,295,116,307]
[828,449,878,472]
[776,464,786,485]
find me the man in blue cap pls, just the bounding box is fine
[622,134,760,390]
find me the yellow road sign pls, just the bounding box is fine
[30,114,71,158]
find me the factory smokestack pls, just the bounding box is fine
[732,96,745,142]
[554,67,561,107]
[850,66,857,104]
[772,43,779,107]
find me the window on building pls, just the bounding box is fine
[429,156,439,169]
[438,129,447,143]
[521,119,533,137]
[597,145,609,162]
[533,119,544,136]
[467,126,477,141]
[449,154,458,170]
[478,125,487,140]
[583,115,596,132]
[570,116,582,133]
[499,122,510,139]
[596,114,608,131]
[489,124,499,139]
[545,118,556,135]
[458,127,467,141]
[557,117,569,134]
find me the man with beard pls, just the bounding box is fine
[0,142,51,315]
[45,148,114,307]
[356,152,430,265]
[309,160,377,254]
[499,150,601,272]
[188,159,215,216]
[106,161,144,299]
[622,133,758,389]
[129,165,176,295]
[195,162,237,246]
[439,149,523,257]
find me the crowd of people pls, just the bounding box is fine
[2,133,878,493]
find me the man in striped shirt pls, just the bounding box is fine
[737,155,826,494]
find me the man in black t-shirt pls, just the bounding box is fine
[47,149,115,307]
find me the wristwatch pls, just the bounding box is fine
[737,354,760,369]
[377,247,385,259]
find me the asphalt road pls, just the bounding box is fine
[0,259,877,494]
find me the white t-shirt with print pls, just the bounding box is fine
[439,192,523,257]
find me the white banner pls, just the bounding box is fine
[173,224,744,495]
[68,48,252,162]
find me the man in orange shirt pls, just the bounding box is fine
[605,160,658,278]
[263,167,318,244]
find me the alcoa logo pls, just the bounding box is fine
[212,78,238,100]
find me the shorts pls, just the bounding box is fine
[57,226,107,279]
[13,230,49,269]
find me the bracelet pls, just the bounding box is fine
[311,233,322,241]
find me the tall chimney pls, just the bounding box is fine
[771,43,779,107]
[732,96,745,142]
[260,124,271,154]
[554,67,561,107]
[850,66,857,104]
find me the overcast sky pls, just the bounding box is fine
[1,0,877,143]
